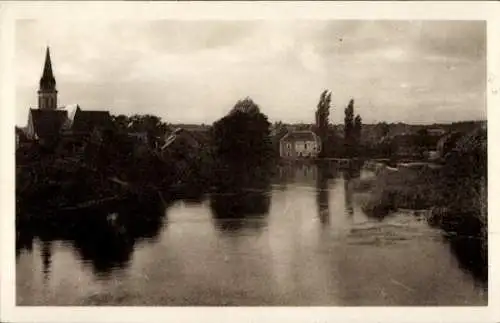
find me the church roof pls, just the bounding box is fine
[71,107,114,133]
[29,108,68,138]
[39,47,56,92]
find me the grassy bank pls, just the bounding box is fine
[352,161,487,281]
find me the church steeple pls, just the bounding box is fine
[38,47,58,110]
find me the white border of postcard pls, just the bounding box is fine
[1,1,500,323]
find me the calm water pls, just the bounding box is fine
[16,164,487,306]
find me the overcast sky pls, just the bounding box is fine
[15,20,486,126]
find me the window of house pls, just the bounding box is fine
[304,143,308,149]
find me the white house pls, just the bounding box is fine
[279,131,321,158]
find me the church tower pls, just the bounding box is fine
[38,47,58,110]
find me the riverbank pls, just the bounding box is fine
[351,162,487,282]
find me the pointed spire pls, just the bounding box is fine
[43,47,53,76]
[39,46,56,91]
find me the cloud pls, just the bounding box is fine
[15,20,486,126]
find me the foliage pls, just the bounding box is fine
[315,90,331,157]
[111,114,170,147]
[344,99,362,157]
[321,126,343,158]
[377,122,390,138]
[212,98,273,168]
[344,99,354,144]
[271,121,289,157]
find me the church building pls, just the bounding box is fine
[26,47,68,143]
[25,47,113,145]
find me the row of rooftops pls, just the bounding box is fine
[24,105,114,140]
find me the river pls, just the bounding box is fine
[16,164,487,306]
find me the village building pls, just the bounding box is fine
[69,106,114,136]
[21,47,114,150]
[279,130,321,159]
[160,127,209,160]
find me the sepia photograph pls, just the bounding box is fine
[1,1,499,323]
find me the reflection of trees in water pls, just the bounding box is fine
[342,165,361,181]
[210,165,272,233]
[40,239,53,282]
[438,211,488,284]
[342,165,361,218]
[316,163,330,225]
[16,197,167,278]
[448,235,487,285]
[344,180,353,217]
[16,227,34,258]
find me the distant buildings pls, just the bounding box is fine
[279,130,321,159]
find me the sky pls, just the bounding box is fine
[15,20,486,126]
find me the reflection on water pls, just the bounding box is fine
[210,165,272,233]
[16,164,487,306]
[40,240,52,281]
[210,190,271,233]
[17,197,167,278]
[316,163,331,225]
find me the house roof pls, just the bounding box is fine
[71,107,113,133]
[160,127,211,151]
[281,131,319,142]
[29,108,68,138]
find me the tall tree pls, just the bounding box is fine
[353,114,362,157]
[353,115,362,142]
[315,90,331,157]
[344,99,355,157]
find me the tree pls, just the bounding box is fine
[353,114,362,157]
[212,98,273,168]
[272,121,289,157]
[377,122,390,138]
[230,97,261,115]
[417,128,429,137]
[354,115,362,142]
[112,114,170,148]
[344,99,355,157]
[112,114,130,132]
[315,90,332,157]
